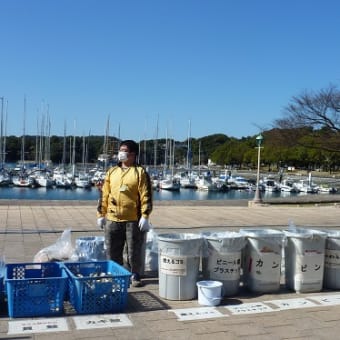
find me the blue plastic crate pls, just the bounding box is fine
[5,262,67,318]
[0,275,4,301]
[63,260,131,314]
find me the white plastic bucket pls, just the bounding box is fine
[196,280,222,306]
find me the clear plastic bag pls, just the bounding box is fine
[75,236,106,261]
[33,229,75,262]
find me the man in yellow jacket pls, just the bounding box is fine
[97,140,153,287]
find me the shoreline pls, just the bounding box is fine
[0,194,340,206]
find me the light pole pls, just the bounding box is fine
[253,133,264,204]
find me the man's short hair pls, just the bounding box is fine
[120,140,139,155]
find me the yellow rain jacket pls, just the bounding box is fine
[97,165,153,222]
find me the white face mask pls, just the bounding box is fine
[118,151,129,161]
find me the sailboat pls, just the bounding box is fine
[0,97,11,186]
[159,135,180,191]
[12,97,36,187]
[74,134,91,188]
[30,105,54,188]
[53,122,73,188]
[180,120,197,189]
[195,140,218,191]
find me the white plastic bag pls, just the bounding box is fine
[33,229,75,262]
[144,228,158,272]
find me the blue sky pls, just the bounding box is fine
[1,0,339,142]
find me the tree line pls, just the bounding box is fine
[1,128,339,173]
[2,84,340,172]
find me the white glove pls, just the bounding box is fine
[138,216,151,232]
[97,217,106,229]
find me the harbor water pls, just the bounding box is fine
[0,185,308,201]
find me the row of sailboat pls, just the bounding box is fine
[0,166,95,189]
[0,161,338,196]
[151,170,338,194]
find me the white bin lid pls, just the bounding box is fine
[202,231,244,239]
[283,227,327,239]
[323,229,340,239]
[158,233,202,241]
[239,228,283,238]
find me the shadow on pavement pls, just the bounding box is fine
[127,290,171,313]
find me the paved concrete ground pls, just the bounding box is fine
[0,199,340,339]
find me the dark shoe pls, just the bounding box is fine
[131,273,143,287]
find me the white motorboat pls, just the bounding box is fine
[279,179,300,193]
[159,175,180,191]
[195,175,219,191]
[293,179,318,193]
[261,178,281,192]
[227,176,253,190]
[180,173,197,189]
[317,185,338,194]
[74,172,92,188]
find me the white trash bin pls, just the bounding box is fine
[240,228,284,293]
[283,227,326,293]
[322,230,340,289]
[158,233,202,300]
[202,231,246,296]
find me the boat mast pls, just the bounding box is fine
[198,140,201,175]
[45,104,51,166]
[186,119,191,170]
[62,121,67,168]
[143,119,147,166]
[0,97,3,167]
[21,96,26,167]
[71,121,76,179]
[3,98,8,165]
[171,138,175,177]
[103,115,110,171]
[35,118,39,164]
[153,113,159,171]
[39,111,45,168]
[163,128,168,174]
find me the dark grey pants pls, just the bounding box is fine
[104,220,144,275]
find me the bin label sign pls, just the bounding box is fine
[248,251,281,282]
[73,314,133,330]
[160,255,187,276]
[325,249,340,268]
[8,318,68,335]
[224,302,274,315]
[295,254,324,281]
[206,251,241,280]
[265,298,317,310]
[170,307,225,321]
